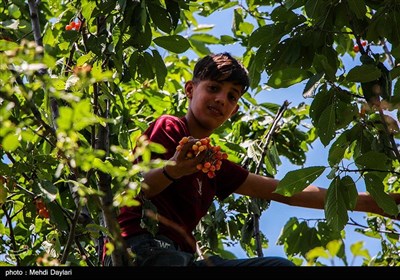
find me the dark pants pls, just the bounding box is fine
[103,233,295,267]
[103,234,194,266]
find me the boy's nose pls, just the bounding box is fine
[214,92,226,105]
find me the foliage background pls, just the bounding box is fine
[1,0,400,266]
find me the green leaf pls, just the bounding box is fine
[8,4,21,18]
[131,21,152,51]
[139,52,155,81]
[317,104,336,146]
[140,197,159,236]
[220,35,236,44]
[248,24,275,47]
[275,166,326,196]
[309,89,334,124]
[148,142,167,155]
[285,221,309,255]
[193,24,214,32]
[298,227,321,256]
[326,239,342,257]
[277,217,299,244]
[304,0,325,19]
[240,216,254,244]
[306,246,330,260]
[57,106,73,130]
[355,151,390,170]
[2,133,19,152]
[77,52,94,66]
[72,99,100,131]
[264,148,278,175]
[0,39,19,51]
[303,72,324,98]
[267,68,312,88]
[350,241,370,259]
[81,0,97,20]
[347,0,367,19]
[85,34,106,56]
[46,200,69,231]
[324,177,349,231]
[340,176,358,211]
[346,65,382,83]
[147,3,172,33]
[360,54,375,65]
[238,21,254,35]
[248,48,267,89]
[36,180,58,202]
[0,19,19,30]
[165,0,180,29]
[335,101,358,129]
[390,67,400,80]
[153,35,190,53]
[313,54,335,81]
[189,33,220,44]
[190,39,211,56]
[328,132,349,167]
[364,173,399,216]
[152,50,167,88]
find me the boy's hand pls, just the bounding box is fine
[167,136,228,179]
[166,136,206,179]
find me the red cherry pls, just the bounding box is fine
[65,25,72,31]
[353,44,359,53]
[39,208,50,219]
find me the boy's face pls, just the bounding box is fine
[185,79,241,131]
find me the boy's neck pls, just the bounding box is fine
[183,113,213,139]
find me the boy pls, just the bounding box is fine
[108,52,400,266]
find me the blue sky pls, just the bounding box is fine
[194,7,383,266]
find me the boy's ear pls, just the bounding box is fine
[185,81,194,98]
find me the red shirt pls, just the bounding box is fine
[118,115,249,253]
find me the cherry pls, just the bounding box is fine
[177,136,228,178]
[34,198,50,219]
[65,20,82,31]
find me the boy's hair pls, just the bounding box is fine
[192,52,250,94]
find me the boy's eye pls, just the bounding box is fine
[208,85,218,92]
[229,95,238,102]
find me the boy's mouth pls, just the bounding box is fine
[207,105,223,116]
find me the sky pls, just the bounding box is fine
[194,7,384,266]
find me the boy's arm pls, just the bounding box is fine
[141,167,178,198]
[235,173,400,219]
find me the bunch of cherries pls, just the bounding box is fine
[34,197,50,219]
[353,40,367,53]
[65,20,81,31]
[176,136,228,178]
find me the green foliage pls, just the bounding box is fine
[275,167,326,197]
[0,0,400,267]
